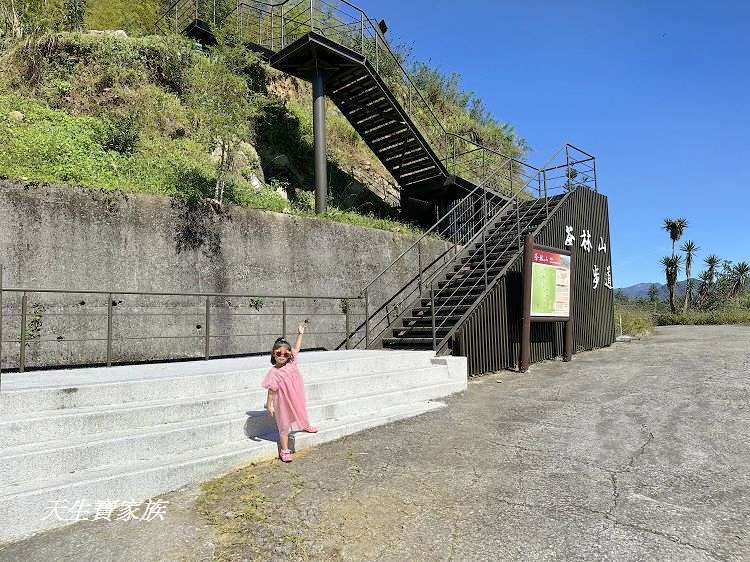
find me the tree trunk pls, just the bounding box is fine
[669,284,676,313]
[683,269,691,312]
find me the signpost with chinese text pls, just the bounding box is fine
[520,235,575,372]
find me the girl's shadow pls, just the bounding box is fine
[244,410,278,443]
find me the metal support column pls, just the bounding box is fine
[312,69,328,214]
[344,299,351,349]
[19,292,27,373]
[519,235,533,372]
[106,293,113,367]
[282,298,287,339]
[0,265,3,386]
[204,296,211,359]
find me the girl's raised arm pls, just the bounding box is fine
[293,322,305,354]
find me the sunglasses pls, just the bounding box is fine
[273,349,291,358]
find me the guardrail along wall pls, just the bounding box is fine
[0,181,450,370]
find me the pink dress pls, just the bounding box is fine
[261,356,311,435]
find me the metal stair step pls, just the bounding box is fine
[391,326,451,338]
[402,315,461,327]
[382,337,436,349]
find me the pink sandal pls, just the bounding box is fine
[303,426,318,433]
[279,448,292,462]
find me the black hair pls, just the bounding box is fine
[270,337,292,365]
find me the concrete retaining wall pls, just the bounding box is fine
[0,181,449,369]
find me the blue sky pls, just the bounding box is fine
[356,0,749,287]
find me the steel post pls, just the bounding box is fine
[344,299,351,349]
[106,293,113,367]
[282,298,287,339]
[482,188,488,287]
[0,265,3,386]
[310,0,314,31]
[19,292,27,373]
[364,290,370,348]
[592,159,598,192]
[519,235,534,372]
[430,285,436,350]
[281,4,285,47]
[204,296,210,359]
[375,34,378,71]
[417,243,423,292]
[312,69,328,214]
[543,169,549,218]
[360,13,364,54]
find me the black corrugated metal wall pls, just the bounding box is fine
[455,189,615,374]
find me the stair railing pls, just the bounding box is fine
[216,1,530,193]
[426,144,597,353]
[340,143,595,351]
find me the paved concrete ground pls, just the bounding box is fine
[1,325,748,561]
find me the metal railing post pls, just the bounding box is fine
[271,8,274,50]
[19,292,27,373]
[417,243,423,292]
[106,293,113,367]
[593,158,598,192]
[344,299,351,349]
[375,33,378,71]
[482,188,488,288]
[0,264,3,386]
[310,0,314,32]
[282,297,287,339]
[543,169,549,218]
[360,12,364,55]
[204,296,210,359]
[364,289,370,348]
[213,0,216,25]
[515,200,522,250]
[430,284,436,350]
[281,4,285,47]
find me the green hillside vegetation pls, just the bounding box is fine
[0,4,525,235]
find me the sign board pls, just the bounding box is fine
[530,249,571,318]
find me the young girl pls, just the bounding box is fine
[262,322,317,462]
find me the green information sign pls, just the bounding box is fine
[530,249,571,318]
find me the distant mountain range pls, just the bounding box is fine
[616,279,698,300]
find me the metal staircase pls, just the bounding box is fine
[156,1,600,369]
[156,0,517,199]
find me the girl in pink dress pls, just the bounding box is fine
[262,322,317,462]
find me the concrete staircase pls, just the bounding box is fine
[0,350,466,542]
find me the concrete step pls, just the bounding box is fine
[0,350,434,415]
[0,363,451,449]
[0,366,454,484]
[0,399,448,542]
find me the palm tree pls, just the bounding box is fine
[660,255,682,313]
[696,270,713,309]
[729,262,750,297]
[704,254,720,284]
[663,218,688,257]
[680,240,699,311]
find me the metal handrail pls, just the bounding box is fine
[360,179,508,295]
[357,143,591,350]
[431,191,575,354]
[0,269,364,381]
